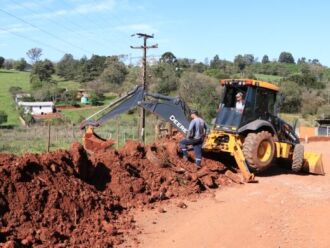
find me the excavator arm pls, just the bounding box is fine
[81,85,191,135]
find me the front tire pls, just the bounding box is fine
[292,144,304,172]
[242,131,275,172]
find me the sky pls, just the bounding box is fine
[0,0,329,66]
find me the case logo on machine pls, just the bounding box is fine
[169,115,188,134]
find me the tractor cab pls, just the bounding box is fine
[215,79,279,133]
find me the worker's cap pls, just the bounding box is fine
[190,109,198,115]
[236,92,243,97]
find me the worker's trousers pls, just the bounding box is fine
[179,138,203,166]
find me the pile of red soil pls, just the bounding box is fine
[0,144,133,247]
[0,136,236,247]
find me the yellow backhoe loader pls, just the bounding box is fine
[81,79,324,182]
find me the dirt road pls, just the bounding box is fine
[135,142,330,248]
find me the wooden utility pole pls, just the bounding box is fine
[131,33,158,143]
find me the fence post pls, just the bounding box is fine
[116,118,120,149]
[47,122,51,152]
[72,124,75,140]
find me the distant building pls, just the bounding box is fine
[18,102,55,115]
[316,119,330,136]
[80,93,90,104]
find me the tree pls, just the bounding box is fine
[0,111,8,125]
[100,56,128,88]
[301,90,325,116]
[234,55,247,72]
[32,84,65,102]
[297,57,306,64]
[310,59,320,65]
[243,54,255,65]
[317,104,330,119]
[192,62,207,73]
[14,58,28,71]
[160,52,177,64]
[56,54,78,80]
[78,55,106,82]
[0,57,4,68]
[210,55,221,69]
[87,79,110,97]
[9,86,23,96]
[179,72,219,121]
[280,81,302,113]
[278,52,295,64]
[151,63,178,94]
[26,48,42,64]
[262,55,270,64]
[3,59,14,70]
[176,58,195,70]
[30,59,55,88]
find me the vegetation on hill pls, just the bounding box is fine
[1,49,330,127]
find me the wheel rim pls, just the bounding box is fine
[257,140,272,162]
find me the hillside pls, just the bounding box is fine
[0,70,30,126]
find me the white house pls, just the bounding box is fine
[18,102,55,115]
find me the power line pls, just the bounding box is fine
[0,27,67,55]
[10,0,115,52]
[57,0,128,51]
[0,7,93,55]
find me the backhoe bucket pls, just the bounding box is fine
[302,152,325,175]
[83,127,115,153]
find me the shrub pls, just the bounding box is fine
[0,111,8,125]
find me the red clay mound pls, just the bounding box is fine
[0,137,236,247]
[0,144,132,247]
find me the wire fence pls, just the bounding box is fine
[0,117,160,154]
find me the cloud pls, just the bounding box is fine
[29,0,116,19]
[115,23,158,34]
[5,0,55,11]
[0,24,36,35]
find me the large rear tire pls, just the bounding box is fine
[242,131,275,172]
[292,144,304,172]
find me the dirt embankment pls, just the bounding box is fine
[0,136,235,247]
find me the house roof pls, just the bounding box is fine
[18,102,54,107]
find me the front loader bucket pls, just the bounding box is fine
[302,152,325,175]
[83,127,115,153]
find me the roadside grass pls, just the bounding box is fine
[0,113,158,154]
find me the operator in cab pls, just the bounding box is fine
[179,110,208,167]
[235,92,245,112]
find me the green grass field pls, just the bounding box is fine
[53,75,81,90]
[0,70,30,126]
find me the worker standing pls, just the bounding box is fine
[179,110,208,167]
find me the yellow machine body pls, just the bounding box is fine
[203,130,324,182]
[303,152,324,175]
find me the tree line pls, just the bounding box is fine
[1,49,330,125]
